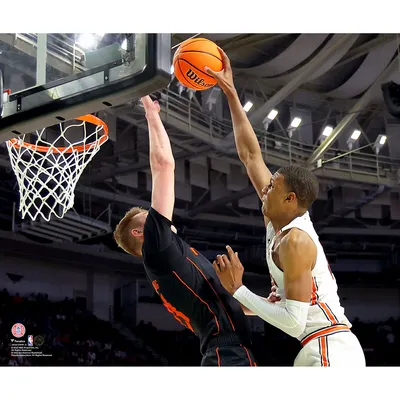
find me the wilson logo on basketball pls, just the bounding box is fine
[186,69,213,88]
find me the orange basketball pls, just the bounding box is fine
[173,38,223,91]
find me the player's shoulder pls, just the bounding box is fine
[144,208,174,239]
[143,233,186,270]
[148,206,172,223]
[279,229,317,271]
[280,228,315,252]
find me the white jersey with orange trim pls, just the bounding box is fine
[266,211,352,341]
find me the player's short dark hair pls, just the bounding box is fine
[277,165,319,210]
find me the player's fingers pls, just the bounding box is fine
[232,251,243,268]
[226,245,235,260]
[267,293,276,302]
[153,100,160,113]
[221,254,230,267]
[217,47,231,70]
[204,66,219,77]
[238,255,245,269]
[216,254,226,269]
[270,292,281,302]
[140,95,153,109]
[212,261,221,273]
[267,296,275,303]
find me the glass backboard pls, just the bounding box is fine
[0,33,171,142]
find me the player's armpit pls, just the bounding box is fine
[279,228,316,303]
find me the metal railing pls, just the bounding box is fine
[16,33,86,72]
[161,88,400,181]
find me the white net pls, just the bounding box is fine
[6,115,108,221]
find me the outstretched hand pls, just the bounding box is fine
[141,95,160,116]
[212,245,244,295]
[204,47,235,96]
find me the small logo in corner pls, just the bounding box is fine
[34,335,44,347]
[27,335,34,346]
[11,323,26,338]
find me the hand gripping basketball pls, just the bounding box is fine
[205,47,236,96]
[173,38,223,91]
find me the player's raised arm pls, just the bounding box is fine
[206,49,272,204]
[141,96,175,221]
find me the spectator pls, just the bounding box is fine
[0,288,163,366]
[2,286,399,366]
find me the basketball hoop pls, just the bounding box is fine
[6,114,109,221]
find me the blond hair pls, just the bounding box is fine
[113,206,147,256]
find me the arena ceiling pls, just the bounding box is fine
[0,33,399,266]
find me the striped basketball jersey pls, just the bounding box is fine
[266,211,351,341]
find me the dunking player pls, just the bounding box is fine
[206,50,366,367]
[113,96,256,367]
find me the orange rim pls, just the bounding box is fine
[8,114,109,153]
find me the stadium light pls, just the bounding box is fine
[287,117,302,138]
[321,126,333,137]
[262,109,279,130]
[290,117,302,128]
[267,109,278,120]
[350,129,361,140]
[373,134,387,154]
[243,101,254,112]
[76,33,104,50]
[347,129,362,150]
